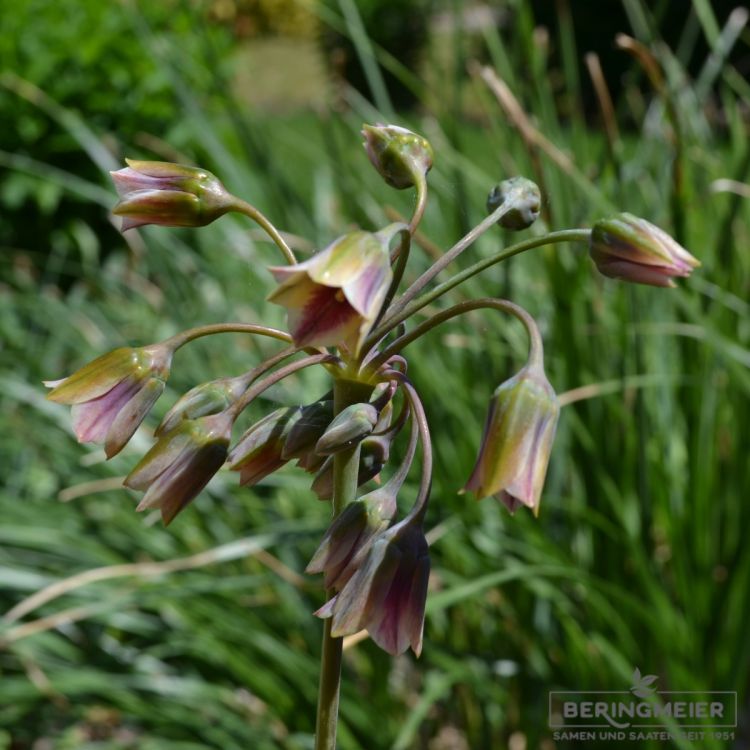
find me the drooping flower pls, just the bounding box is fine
[267,227,398,355]
[361,124,433,189]
[124,412,232,525]
[589,213,700,287]
[110,159,234,231]
[463,362,559,516]
[45,345,172,458]
[306,483,398,590]
[316,516,430,656]
[227,406,302,487]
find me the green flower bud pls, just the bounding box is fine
[315,402,379,455]
[362,124,433,189]
[111,159,234,231]
[486,176,541,231]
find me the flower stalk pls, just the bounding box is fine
[314,377,375,750]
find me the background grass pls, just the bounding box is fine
[1,1,749,748]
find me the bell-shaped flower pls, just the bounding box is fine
[156,375,247,437]
[316,516,430,656]
[110,159,234,231]
[589,213,700,287]
[267,228,396,355]
[45,344,172,458]
[361,124,433,190]
[227,406,302,487]
[306,484,397,590]
[463,362,559,515]
[124,412,232,525]
[315,402,379,455]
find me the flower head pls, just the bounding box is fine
[110,159,234,231]
[463,363,559,515]
[124,412,232,525]
[361,124,433,189]
[227,406,302,487]
[268,228,395,354]
[589,213,700,287]
[316,516,430,656]
[45,345,172,458]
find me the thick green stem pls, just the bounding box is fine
[314,377,374,750]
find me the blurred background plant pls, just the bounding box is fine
[1,0,749,748]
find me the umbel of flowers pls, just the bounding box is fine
[46,124,699,749]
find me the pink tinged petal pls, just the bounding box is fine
[314,595,337,619]
[287,284,363,349]
[113,189,202,228]
[236,447,287,487]
[306,502,367,575]
[70,378,142,444]
[368,556,429,656]
[124,428,195,490]
[46,348,141,404]
[592,256,678,287]
[137,441,228,525]
[104,378,165,458]
[329,539,397,637]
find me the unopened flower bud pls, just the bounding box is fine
[463,362,559,516]
[228,406,302,487]
[156,376,246,437]
[315,402,379,455]
[111,159,234,231]
[45,344,172,458]
[361,124,433,190]
[282,398,334,466]
[124,412,232,525]
[589,213,700,287]
[486,176,541,231]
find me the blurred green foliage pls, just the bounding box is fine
[1,1,749,749]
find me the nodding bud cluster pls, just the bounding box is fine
[111,159,235,231]
[486,176,542,231]
[589,213,700,287]
[362,124,433,189]
[43,121,700,665]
